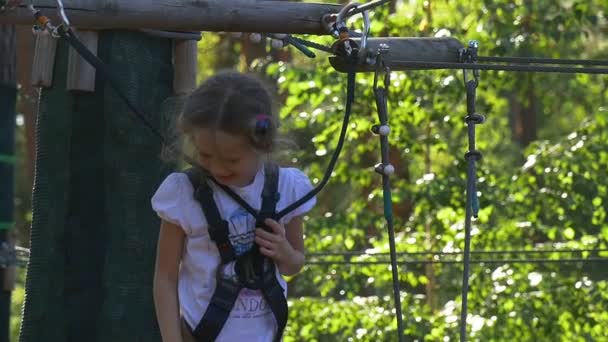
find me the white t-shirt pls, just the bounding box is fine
[151,165,316,341]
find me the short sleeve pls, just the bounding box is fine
[278,168,317,224]
[151,173,196,235]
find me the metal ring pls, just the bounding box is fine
[336,3,360,28]
[360,9,370,50]
[335,2,371,50]
[56,0,70,26]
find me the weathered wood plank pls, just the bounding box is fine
[1,0,340,34]
[66,29,98,92]
[173,39,198,94]
[31,33,57,87]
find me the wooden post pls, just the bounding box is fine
[66,29,98,92]
[173,39,198,95]
[31,32,57,87]
[1,0,340,34]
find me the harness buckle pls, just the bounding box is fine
[234,249,267,290]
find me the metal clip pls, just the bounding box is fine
[373,50,391,90]
[56,0,71,27]
[463,40,480,86]
[334,2,371,50]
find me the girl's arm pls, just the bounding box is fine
[281,216,306,275]
[255,217,306,276]
[153,220,185,342]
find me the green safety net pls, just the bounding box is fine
[20,31,178,342]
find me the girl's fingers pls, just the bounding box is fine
[255,228,280,242]
[259,246,275,258]
[264,219,285,236]
[255,236,274,249]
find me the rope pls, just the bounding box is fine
[372,54,404,342]
[387,60,608,74]
[306,257,608,266]
[289,36,334,54]
[54,26,262,215]
[459,41,484,342]
[43,12,356,224]
[276,59,356,219]
[138,29,202,41]
[308,248,608,256]
[478,55,608,66]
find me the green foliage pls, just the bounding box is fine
[257,1,608,341]
[10,268,25,342]
[7,0,606,341]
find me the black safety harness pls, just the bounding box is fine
[183,164,287,342]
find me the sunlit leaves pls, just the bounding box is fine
[237,0,608,340]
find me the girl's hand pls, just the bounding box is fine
[254,219,294,263]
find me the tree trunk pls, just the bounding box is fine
[15,26,36,248]
[509,74,538,147]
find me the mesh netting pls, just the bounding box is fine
[21,31,180,342]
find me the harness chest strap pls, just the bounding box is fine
[183,164,287,342]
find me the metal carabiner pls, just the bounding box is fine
[334,2,371,50]
[463,40,480,86]
[373,47,390,91]
[56,0,71,27]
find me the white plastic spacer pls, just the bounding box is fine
[271,39,284,49]
[374,163,395,176]
[249,33,262,43]
[378,125,390,136]
[383,164,395,175]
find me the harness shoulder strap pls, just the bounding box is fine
[184,168,235,263]
[258,164,288,342]
[257,163,280,227]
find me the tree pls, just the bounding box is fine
[257,1,608,340]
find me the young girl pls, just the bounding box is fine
[152,70,316,342]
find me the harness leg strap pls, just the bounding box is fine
[261,266,288,342]
[192,275,242,341]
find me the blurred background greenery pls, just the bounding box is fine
[7,0,608,341]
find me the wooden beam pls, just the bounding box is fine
[329,37,464,72]
[1,0,340,34]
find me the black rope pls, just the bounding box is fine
[306,257,608,266]
[386,60,608,74]
[460,41,484,342]
[276,64,356,219]
[289,36,334,54]
[56,26,262,215]
[372,54,404,342]
[477,55,608,66]
[308,248,608,257]
[54,24,355,223]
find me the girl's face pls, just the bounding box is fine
[192,128,262,187]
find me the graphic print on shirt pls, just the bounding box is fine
[226,207,272,319]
